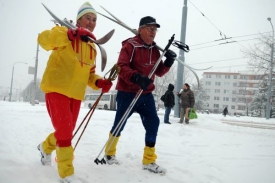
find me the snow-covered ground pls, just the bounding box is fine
[0,101,275,183]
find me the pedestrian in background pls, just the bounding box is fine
[163,83,175,124]
[223,107,228,117]
[177,83,195,124]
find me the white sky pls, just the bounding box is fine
[1,101,275,183]
[0,0,275,91]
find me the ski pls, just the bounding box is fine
[99,6,212,71]
[97,6,213,88]
[41,3,115,72]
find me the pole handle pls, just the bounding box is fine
[164,34,175,51]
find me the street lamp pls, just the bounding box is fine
[9,62,27,102]
[266,17,274,119]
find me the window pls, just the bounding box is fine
[233,83,237,87]
[215,89,220,93]
[206,81,211,85]
[224,90,230,94]
[239,90,248,95]
[239,82,249,87]
[223,97,229,101]
[238,106,246,110]
[240,75,249,80]
[214,96,220,100]
[224,82,230,86]
[225,75,230,79]
[234,75,238,79]
[254,75,262,80]
[206,74,211,78]
[215,82,221,86]
[232,98,236,102]
[214,104,219,108]
[223,105,228,108]
[232,90,236,94]
[206,89,211,93]
[231,106,235,109]
[216,75,221,78]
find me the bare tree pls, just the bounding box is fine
[242,33,274,74]
[154,63,197,109]
[237,79,253,116]
[192,79,209,111]
[242,33,275,118]
[21,79,45,102]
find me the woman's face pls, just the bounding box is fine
[77,13,97,32]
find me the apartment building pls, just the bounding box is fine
[202,71,262,115]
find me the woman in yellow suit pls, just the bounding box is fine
[37,2,112,183]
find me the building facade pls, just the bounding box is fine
[202,71,263,115]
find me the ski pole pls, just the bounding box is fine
[73,64,120,151]
[94,34,175,165]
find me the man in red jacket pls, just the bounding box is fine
[104,16,176,174]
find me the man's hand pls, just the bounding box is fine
[130,73,152,90]
[164,49,177,67]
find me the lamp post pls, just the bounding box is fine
[9,62,27,102]
[266,17,274,119]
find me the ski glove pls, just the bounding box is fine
[164,49,177,67]
[96,79,113,93]
[67,27,96,42]
[130,73,153,91]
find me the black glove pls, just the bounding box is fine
[164,49,177,67]
[130,73,153,90]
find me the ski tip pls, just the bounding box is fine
[160,170,167,176]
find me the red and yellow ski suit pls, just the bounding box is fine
[38,25,101,178]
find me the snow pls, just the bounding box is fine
[0,101,275,183]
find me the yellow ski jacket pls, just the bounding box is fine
[38,26,101,100]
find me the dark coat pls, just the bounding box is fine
[164,84,175,107]
[223,107,228,115]
[177,89,195,108]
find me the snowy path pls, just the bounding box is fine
[221,119,275,130]
[0,101,275,183]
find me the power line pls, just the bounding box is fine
[210,64,248,69]
[190,38,258,51]
[188,0,226,40]
[190,32,272,47]
[189,57,246,65]
[187,0,273,50]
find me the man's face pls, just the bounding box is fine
[138,24,158,45]
[77,13,97,32]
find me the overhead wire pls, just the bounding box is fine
[178,1,267,72]
[187,0,226,40]
[190,31,272,47]
[189,57,246,65]
[186,0,267,50]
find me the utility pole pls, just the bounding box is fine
[9,62,27,102]
[174,0,188,117]
[31,35,39,106]
[266,18,274,119]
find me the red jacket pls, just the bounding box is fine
[115,35,170,93]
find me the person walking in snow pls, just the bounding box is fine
[223,107,228,117]
[104,16,176,174]
[163,83,175,124]
[177,83,195,124]
[37,2,112,182]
